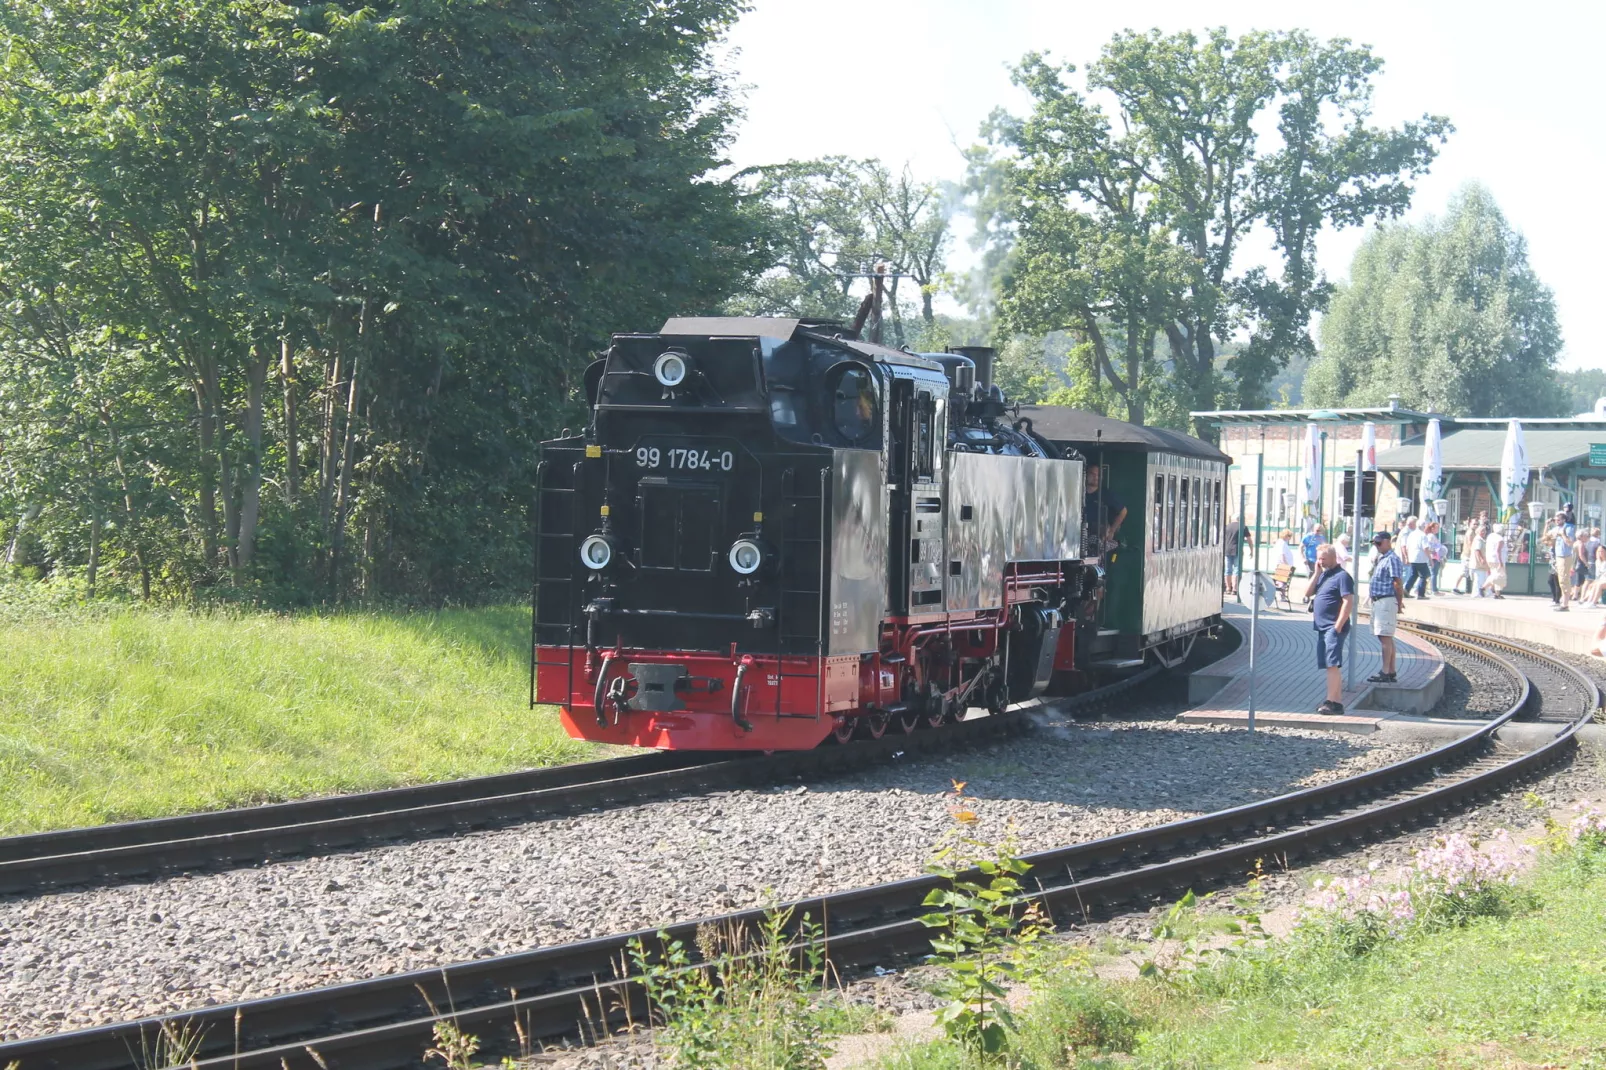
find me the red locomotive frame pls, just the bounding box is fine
[537,561,1079,750]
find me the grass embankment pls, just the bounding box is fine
[0,600,596,834]
[875,820,1606,1069]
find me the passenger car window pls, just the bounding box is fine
[1153,475,1164,553]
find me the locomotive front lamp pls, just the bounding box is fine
[579,533,615,570]
[653,351,690,388]
[728,538,764,575]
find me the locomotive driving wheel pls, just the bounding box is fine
[862,710,890,739]
[831,716,855,744]
[897,708,921,734]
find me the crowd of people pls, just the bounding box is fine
[1238,502,1606,609]
[1228,500,1606,713]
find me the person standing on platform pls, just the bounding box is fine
[1402,517,1431,599]
[1480,523,1509,599]
[1470,524,1491,597]
[1367,531,1406,684]
[1336,532,1353,567]
[1425,521,1447,593]
[1551,515,1574,612]
[1306,543,1356,716]
[1271,528,1298,571]
[1572,532,1591,603]
[1224,517,1242,597]
[1301,523,1325,583]
[1455,516,1480,594]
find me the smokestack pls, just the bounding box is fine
[950,346,996,392]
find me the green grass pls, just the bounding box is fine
[0,600,599,834]
[874,852,1606,1069]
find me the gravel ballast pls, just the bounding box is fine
[0,711,1431,1041]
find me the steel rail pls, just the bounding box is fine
[0,710,1043,897]
[4,628,1592,1070]
[0,656,1166,898]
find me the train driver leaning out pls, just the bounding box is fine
[1084,466,1127,550]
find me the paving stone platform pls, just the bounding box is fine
[1400,591,1606,657]
[1181,601,1445,734]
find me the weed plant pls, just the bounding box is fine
[0,598,596,832]
[872,819,1606,1069]
[629,906,839,1070]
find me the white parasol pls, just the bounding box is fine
[1499,419,1528,521]
[1420,418,1445,517]
[1301,423,1322,519]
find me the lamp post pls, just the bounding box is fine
[1528,499,1547,595]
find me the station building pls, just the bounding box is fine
[1193,401,1606,593]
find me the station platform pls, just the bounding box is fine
[1397,591,1606,656]
[1180,602,1445,734]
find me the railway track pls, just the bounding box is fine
[0,664,1163,898]
[7,629,1587,1070]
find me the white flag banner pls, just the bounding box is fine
[1499,420,1528,520]
[1421,418,1445,511]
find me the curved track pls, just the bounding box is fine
[0,666,1164,897]
[4,632,1592,1070]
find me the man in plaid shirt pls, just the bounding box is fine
[1367,530,1406,683]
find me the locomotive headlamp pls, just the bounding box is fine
[653,351,689,388]
[580,533,615,570]
[728,538,764,575]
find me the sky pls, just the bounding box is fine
[720,0,1603,372]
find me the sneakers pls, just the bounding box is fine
[1367,671,1397,684]
[1315,700,1346,716]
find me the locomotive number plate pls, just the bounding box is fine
[633,442,735,473]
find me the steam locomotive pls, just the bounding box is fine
[532,317,1228,750]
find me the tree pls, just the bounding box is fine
[987,30,1450,429]
[735,158,951,347]
[1559,369,1606,415]
[0,0,757,601]
[1304,184,1567,417]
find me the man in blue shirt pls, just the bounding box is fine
[1304,543,1355,716]
[1366,531,1406,684]
[1299,524,1324,601]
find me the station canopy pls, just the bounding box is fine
[1375,423,1606,472]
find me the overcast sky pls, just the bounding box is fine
[720,0,1602,372]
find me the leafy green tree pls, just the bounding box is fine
[1304,184,1567,417]
[0,0,756,601]
[735,158,952,348]
[987,29,1449,428]
[1559,369,1606,415]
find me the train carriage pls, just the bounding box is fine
[532,317,1227,751]
[1017,408,1230,670]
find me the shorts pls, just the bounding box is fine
[1370,595,1398,637]
[1224,555,1239,577]
[1315,625,1346,669]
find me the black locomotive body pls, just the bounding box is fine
[533,316,1218,750]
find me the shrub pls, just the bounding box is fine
[1013,977,1140,1065]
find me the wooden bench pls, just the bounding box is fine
[1271,564,1296,612]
